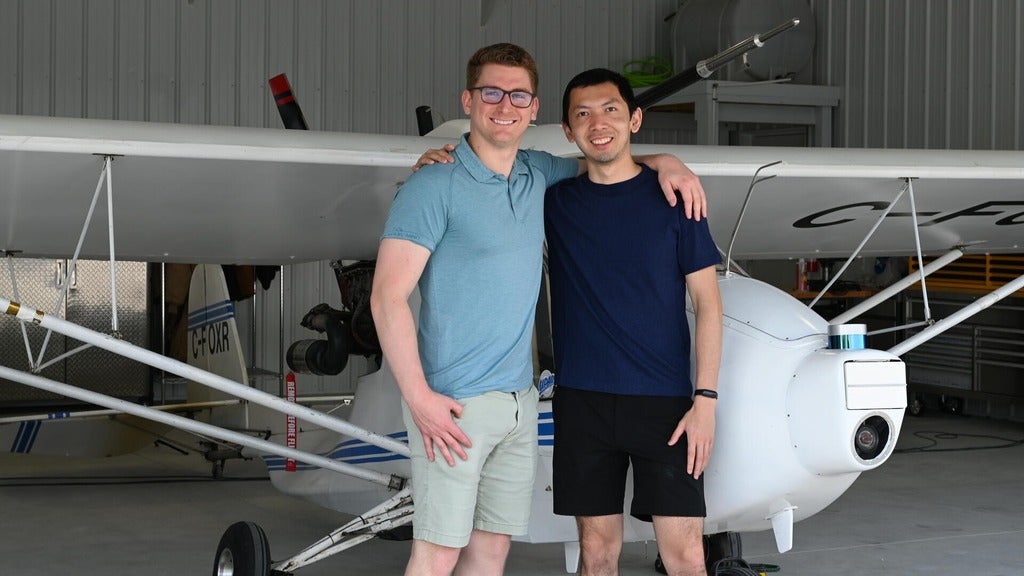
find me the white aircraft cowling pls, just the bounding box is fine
[699,275,905,547]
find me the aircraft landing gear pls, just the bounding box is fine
[907,393,924,417]
[654,531,745,574]
[213,521,272,576]
[940,394,964,415]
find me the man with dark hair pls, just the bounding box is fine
[546,67,722,576]
[374,46,707,576]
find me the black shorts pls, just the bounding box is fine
[552,386,705,521]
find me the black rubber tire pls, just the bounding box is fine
[212,521,271,576]
[907,395,924,417]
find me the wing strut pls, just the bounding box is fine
[1,296,412,462]
[888,272,1024,356]
[809,179,911,309]
[724,161,781,275]
[0,363,401,488]
[18,155,124,373]
[830,248,964,326]
[103,155,120,334]
[4,253,35,368]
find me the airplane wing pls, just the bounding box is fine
[0,114,441,264]
[524,125,1024,260]
[3,114,1023,264]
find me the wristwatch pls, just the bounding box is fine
[694,388,718,399]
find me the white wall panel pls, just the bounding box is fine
[811,0,1024,150]
[179,0,208,125]
[20,0,50,116]
[116,1,146,121]
[381,1,409,135]
[236,0,267,128]
[903,0,928,149]
[209,0,238,126]
[322,0,352,132]
[147,1,177,123]
[0,0,681,131]
[85,0,116,119]
[350,1,381,133]
[294,0,323,130]
[266,0,296,128]
[864,2,887,148]
[994,0,1019,149]
[942,0,970,149]
[404,1,436,133]
[0,0,16,114]
[4,0,1023,151]
[926,1,947,148]
[1018,2,1024,150]
[54,0,84,118]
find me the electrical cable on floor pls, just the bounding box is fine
[656,555,780,575]
[894,430,1024,454]
[709,557,764,575]
[747,564,781,574]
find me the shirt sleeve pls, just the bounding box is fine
[522,149,579,187]
[380,168,449,253]
[678,216,721,276]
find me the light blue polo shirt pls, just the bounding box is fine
[382,134,577,399]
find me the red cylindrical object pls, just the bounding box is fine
[270,74,309,131]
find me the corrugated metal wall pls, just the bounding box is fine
[0,0,678,132]
[2,1,1020,149]
[809,0,1023,150]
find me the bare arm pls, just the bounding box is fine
[370,238,472,466]
[667,265,722,479]
[413,147,707,220]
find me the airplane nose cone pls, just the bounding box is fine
[787,349,906,474]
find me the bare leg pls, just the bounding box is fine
[453,530,512,576]
[405,539,461,576]
[577,514,624,576]
[652,516,706,576]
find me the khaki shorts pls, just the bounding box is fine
[403,385,539,548]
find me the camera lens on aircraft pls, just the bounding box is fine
[854,416,890,461]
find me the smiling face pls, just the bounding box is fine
[562,81,642,170]
[462,64,538,154]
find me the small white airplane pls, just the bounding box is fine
[2,21,1024,576]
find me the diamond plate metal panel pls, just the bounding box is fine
[0,258,68,404]
[0,258,150,407]
[65,261,150,400]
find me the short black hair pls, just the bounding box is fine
[561,68,638,125]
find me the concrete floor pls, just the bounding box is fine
[1,411,1022,576]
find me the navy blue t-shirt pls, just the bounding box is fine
[544,165,720,397]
